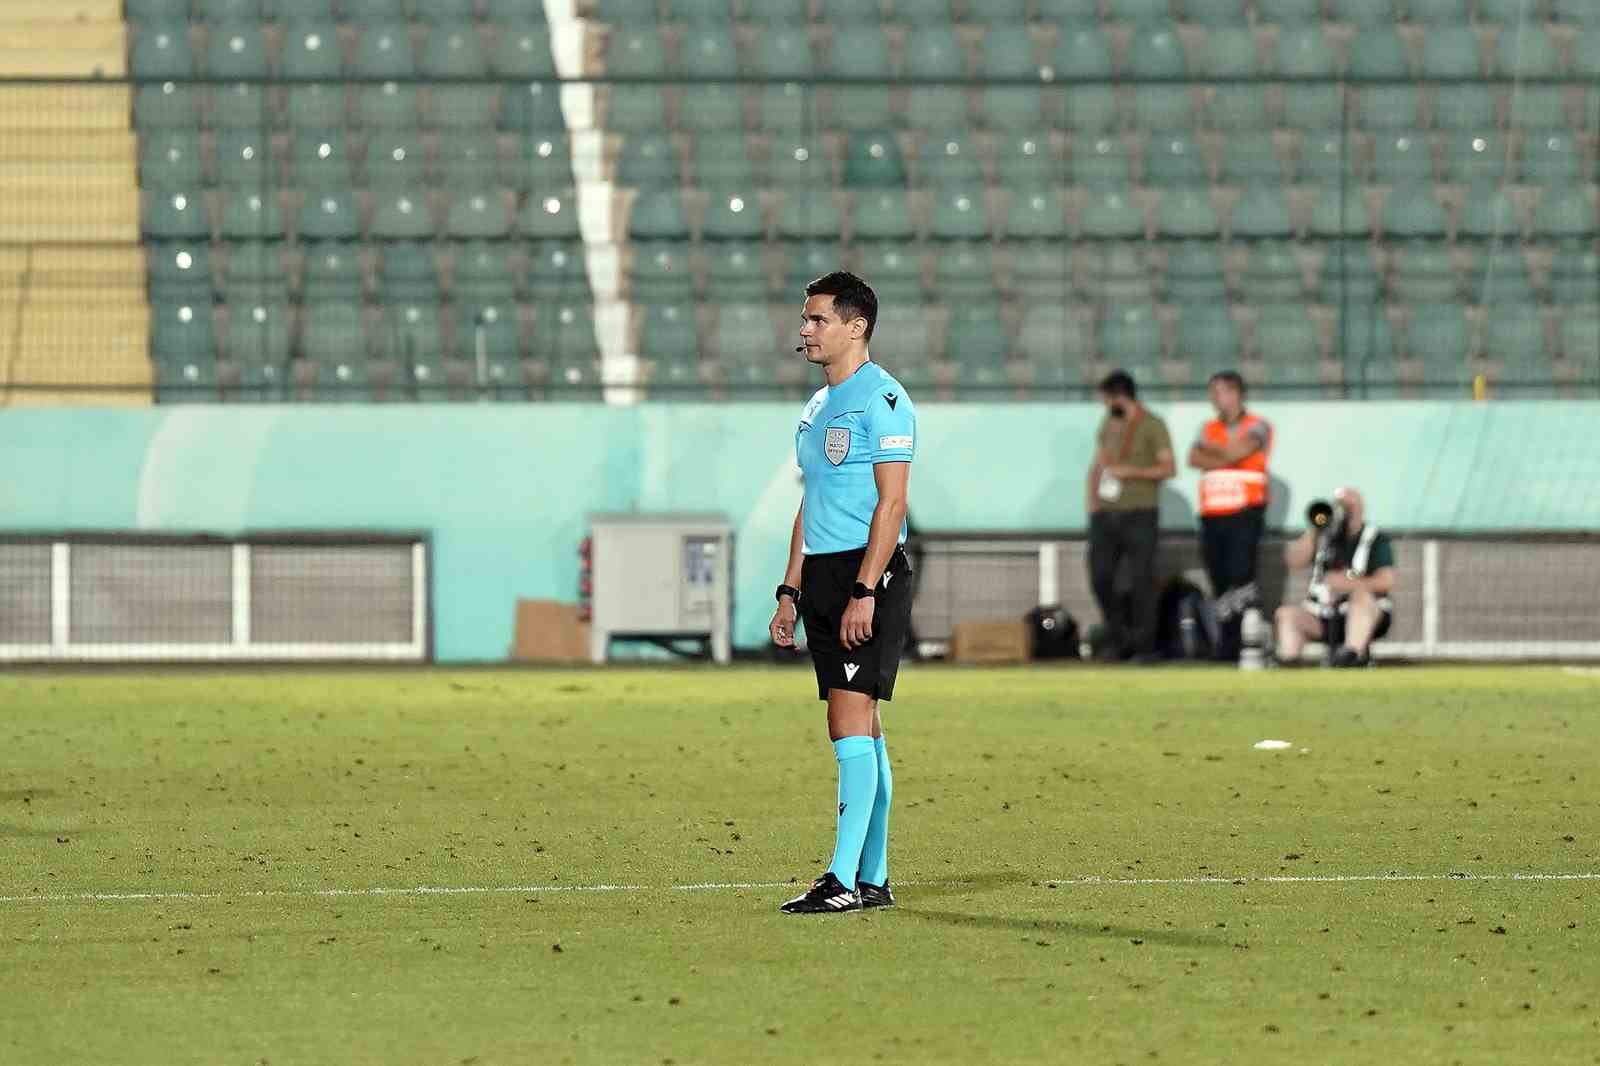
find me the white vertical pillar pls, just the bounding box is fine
[411,542,429,659]
[232,543,252,647]
[1038,541,1060,606]
[50,542,70,651]
[1422,539,1440,654]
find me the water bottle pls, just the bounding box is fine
[1239,607,1266,671]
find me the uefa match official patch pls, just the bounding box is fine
[879,436,913,450]
[825,427,850,465]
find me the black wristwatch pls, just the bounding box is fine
[775,584,801,604]
[851,582,877,600]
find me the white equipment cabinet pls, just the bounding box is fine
[588,513,734,664]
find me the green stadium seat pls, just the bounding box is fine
[1275,24,1338,126]
[151,302,216,364]
[1554,0,1600,20]
[300,302,369,363]
[1164,241,1227,302]
[1359,87,1422,130]
[750,27,811,77]
[766,132,825,187]
[628,188,690,240]
[143,189,210,240]
[344,0,409,18]
[501,83,564,131]
[378,242,439,301]
[1158,186,1220,238]
[224,242,290,303]
[1204,84,1268,131]
[1006,187,1068,239]
[281,23,342,78]
[356,82,421,128]
[1131,86,1192,130]
[606,27,667,77]
[149,241,214,301]
[220,189,286,240]
[1254,304,1319,365]
[206,22,271,79]
[667,0,738,23]
[1017,306,1088,373]
[993,131,1058,185]
[1432,86,1498,129]
[140,132,205,191]
[1419,26,1481,78]
[453,241,516,304]
[283,84,347,128]
[606,85,670,133]
[273,0,338,18]
[1391,239,1457,303]
[1309,187,1370,238]
[1523,130,1583,186]
[1035,0,1100,17]
[631,240,695,302]
[592,0,662,18]
[129,0,194,17]
[384,301,446,366]
[1508,88,1567,129]
[1072,134,1134,188]
[1009,240,1070,301]
[1443,131,1511,186]
[638,300,701,362]
[416,0,475,22]
[1372,130,1433,185]
[1348,27,1411,80]
[928,186,989,240]
[353,23,416,78]
[1128,23,1185,77]
[421,24,490,78]
[850,189,916,241]
[1230,185,1293,239]
[363,132,426,190]
[1469,247,1535,307]
[843,130,906,188]
[894,0,960,22]
[715,310,781,395]
[1560,309,1600,364]
[1406,303,1470,388]
[426,87,501,129]
[1384,187,1448,239]
[435,130,500,187]
[1079,187,1144,239]
[132,26,195,78]
[1408,0,1468,20]
[1534,186,1596,239]
[616,133,677,188]
[704,242,769,301]
[1456,183,1521,239]
[1256,0,1319,16]
[136,82,202,128]
[1146,129,1208,186]
[866,305,933,381]
[291,130,355,191]
[824,26,895,130]
[447,190,512,239]
[457,304,524,375]
[1051,26,1116,132]
[225,302,293,375]
[212,129,271,188]
[1219,130,1282,186]
[1296,128,1363,185]
[210,82,269,129]
[703,187,766,240]
[1332,301,1396,367]
[675,86,745,133]
[854,241,921,301]
[518,187,583,240]
[1101,304,1164,367]
[904,27,969,130]
[1578,29,1600,78]
[1201,25,1258,77]
[1330,0,1393,22]
[1498,24,1560,77]
[1548,240,1599,304]
[780,240,842,294]
[1240,241,1303,302]
[1177,305,1240,369]
[1283,85,1343,132]
[492,24,555,77]
[1106,0,1173,22]
[502,132,573,192]
[300,241,366,302]
[676,24,738,75]
[299,190,360,240]
[691,133,755,187]
[935,241,998,300]
[979,26,1043,130]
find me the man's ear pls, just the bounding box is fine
[850,317,867,340]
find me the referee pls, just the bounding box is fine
[769,271,916,915]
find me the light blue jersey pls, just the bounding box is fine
[796,361,917,555]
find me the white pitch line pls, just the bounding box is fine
[0,871,1596,906]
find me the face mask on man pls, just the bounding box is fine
[1108,403,1127,419]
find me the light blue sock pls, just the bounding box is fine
[826,736,879,891]
[858,737,893,887]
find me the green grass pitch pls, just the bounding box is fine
[2,664,1597,1065]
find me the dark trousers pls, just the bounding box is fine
[1088,508,1159,656]
[1199,505,1266,660]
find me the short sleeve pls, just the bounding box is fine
[1246,420,1271,447]
[1369,534,1396,571]
[1149,417,1173,454]
[866,385,916,463]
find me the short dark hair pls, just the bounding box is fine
[1097,369,1138,400]
[805,271,878,341]
[1208,370,1246,396]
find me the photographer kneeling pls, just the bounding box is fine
[1276,487,1397,668]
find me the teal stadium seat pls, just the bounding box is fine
[416,0,476,23]
[928,185,990,240]
[356,82,421,129]
[353,22,416,79]
[1330,0,1393,23]
[1480,307,1544,367]
[150,302,216,363]
[1230,185,1293,239]
[519,187,583,240]
[292,130,355,191]
[503,133,574,192]
[220,189,286,241]
[1457,183,1522,240]
[1221,130,1282,186]
[1523,130,1583,187]
[994,131,1060,186]
[1101,304,1164,374]
[344,0,410,18]
[132,26,195,79]
[1072,134,1134,188]
[1383,187,1448,239]
[1255,305,1321,366]
[502,83,564,132]
[1433,86,1498,130]
[492,24,555,78]
[447,190,513,240]
[225,302,294,382]
[1534,186,1597,240]
[1105,0,1173,22]
[1241,241,1303,302]
[1164,242,1228,303]
[630,240,695,303]
[904,26,970,131]
[1391,239,1458,303]
[704,241,769,301]
[379,242,440,302]
[205,22,270,79]
[825,25,895,131]
[1079,186,1145,239]
[850,189,916,241]
[1007,187,1069,239]
[298,190,360,241]
[300,242,366,303]
[1185,0,1249,25]
[1309,187,1370,239]
[273,0,338,18]
[129,0,193,16]
[1444,131,1511,186]
[935,241,998,301]
[617,132,678,188]
[140,132,204,190]
[856,241,922,301]
[1407,0,1468,21]
[1052,26,1117,132]
[1146,129,1208,186]
[1419,26,1482,79]
[143,189,210,240]
[150,242,214,302]
[675,28,743,133]
[692,133,756,188]
[136,82,201,129]
[1372,130,1434,185]
[1159,186,1220,238]
[1549,240,1600,304]
[370,189,436,240]
[420,24,490,80]
[702,187,766,241]
[300,303,370,364]
[844,130,907,187]
[979,25,1044,131]
[1276,25,1341,129]
[436,130,500,188]
[281,23,343,78]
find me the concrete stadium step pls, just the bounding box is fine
[0,85,132,130]
[8,303,153,407]
[0,20,127,78]
[0,190,139,243]
[0,0,122,21]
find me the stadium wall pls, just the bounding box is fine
[3,402,1596,660]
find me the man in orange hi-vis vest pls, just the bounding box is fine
[1186,371,1272,662]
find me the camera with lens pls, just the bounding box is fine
[1306,498,1347,543]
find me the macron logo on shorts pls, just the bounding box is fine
[844,663,861,682]
[879,436,913,450]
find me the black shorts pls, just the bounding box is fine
[799,545,914,702]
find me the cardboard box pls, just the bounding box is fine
[950,619,1032,664]
[511,599,592,663]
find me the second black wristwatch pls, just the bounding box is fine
[775,583,801,603]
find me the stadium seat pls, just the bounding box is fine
[274,0,338,18]
[1101,304,1164,369]
[1498,24,1561,78]
[1419,26,1482,79]
[1035,0,1101,18]
[519,188,582,240]
[299,190,360,241]
[502,133,574,192]
[919,130,984,186]
[1230,185,1293,239]
[140,132,205,191]
[1391,239,1458,303]
[1408,0,1469,20]
[1508,88,1568,129]
[1164,241,1228,303]
[436,130,500,188]
[447,190,512,240]
[225,302,293,379]
[1560,308,1600,364]
[1330,0,1393,22]
[1079,187,1145,239]
[1016,305,1088,374]
[353,23,417,79]
[356,82,421,129]
[702,188,766,241]
[150,302,215,366]
[292,130,356,192]
[300,242,366,303]
[1007,187,1069,239]
[1382,187,1448,239]
[855,242,923,301]
[454,241,517,305]
[1457,183,1522,239]
[704,242,770,301]
[1309,187,1371,238]
[1177,304,1240,367]
[1254,304,1320,365]
[501,83,565,131]
[220,190,286,241]
[1158,187,1220,238]
[526,239,591,302]
[131,26,195,78]
[1220,131,1283,186]
[1481,304,1546,364]
[1241,241,1303,302]
[492,24,555,78]
[935,241,999,300]
[422,23,490,79]
[843,131,907,188]
[1051,26,1117,131]
[143,189,210,240]
[130,0,195,16]
[979,25,1044,130]
[851,189,916,241]
[1523,130,1583,186]
[630,240,695,303]
[779,241,843,296]
[379,242,439,302]
[994,132,1061,186]
[1009,240,1071,302]
[206,23,271,79]
[1106,0,1174,23]
[136,82,202,128]
[369,189,436,240]
[385,301,447,367]
[750,26,812,78]
[617,133,679,188]
[345,0,409,18]
[1372,130,1434,185]
[1146,130,1208,186]
[929,186,991,240]
[1548,239,1600,304]
[1534,186,1596,239]
[1072,135,1135,188]
[1432,86,1499,130]
[824,25,895,130]
[1443,131,1512,186]
[300,302,369,364]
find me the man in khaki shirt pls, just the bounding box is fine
[1085,370,1176,661]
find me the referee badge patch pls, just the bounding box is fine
[825,427,850,466]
